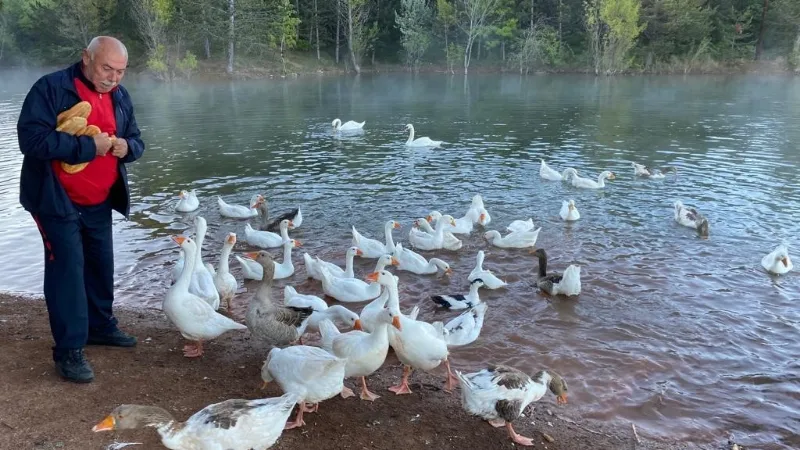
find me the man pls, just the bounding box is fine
[16,36,145,383]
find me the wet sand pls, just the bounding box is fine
[0,294,712,450]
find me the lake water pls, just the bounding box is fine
[1,71,799,449]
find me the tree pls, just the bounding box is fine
[586,0,645,74]
[458,0,500,74]
[56,0,117,54]
[435,0,456,69]
[340,0,376,73]
[395,0,432,71]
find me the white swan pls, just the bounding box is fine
[468,250,507,289]
[164,236,247,358]
[540,160,577,181]
[332,118,365,132]
[762,244,793,275]
[218,194,263,219]
[405,123,442,148]
[560,200,580,221]
[175,189,199,212]
[569,170,615,189]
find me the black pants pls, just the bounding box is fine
[32,200,117,359]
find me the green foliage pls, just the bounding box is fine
[146,43,169,79]
[511,24,562,72]
[176,50,198,78]
[395,0,432,70]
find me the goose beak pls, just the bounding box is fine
[479,213,486,222]
[355,249,364,256]
[390,257,400,266]
[557,394,568,405]
[365,272,379,283]
[178,191,185,199]
[393,222,401,229]
[92,415,115,432]
[353,319,363,331]
[226,234,236,244]
[444,267,453,276]
[425,215,433,223]
[608,173,616,180]
[244,252,259,260]
[293,240,302,248]
[392,316,402,330]
[287,220,294,228]
[171,236,186,245]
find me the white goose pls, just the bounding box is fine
[318,263,381,303]
[471,194,492,226]
[175,189,199,212]
[352,220,400,259]
[261,345,347,429]
[428,210,477,235]
[443,302,488,347]
[189,216,220,310]
[303,246,361,281]
[633,162,676,179]
[410,214,457,251]
[369,270,456,394]
[484,227,541,249]
[393,243,453,276]
[245,239,300,281]
[568,169,616,189]
[410,217,462,251]
[235,254,264,280]
[209,232,238,311]
[284,287,360,339]
[318,309,401,401]
[332,118,365,132]
[560,200,580,221]
[506,218,534,233]
[164,236,247,358]
[358,257,401,333]
[218,194,263,219]
[284,285,328,311]
[405,123,442,148]
[244,219,293,249]
[457,366,568,447]
[539,160,577,181]
[762,244,793,275]
[92,393,298,450]
[468,250,507,289]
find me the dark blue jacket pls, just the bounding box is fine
[17,62,145,219]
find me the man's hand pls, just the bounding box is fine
[111,138,128,159]
[94,133,113,156]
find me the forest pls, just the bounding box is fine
[0,0,799,77]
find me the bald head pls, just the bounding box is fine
[81,36,128,93]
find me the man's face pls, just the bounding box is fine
[81,46,127,93]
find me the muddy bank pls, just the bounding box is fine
[0,294,705,450]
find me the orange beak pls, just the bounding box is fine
[557,394,568,405]
[445,268,453,276]
[293,240,302,248]
[392,316,402,330]
[92,415,115,432]
[365,272,379,283]
[171,236,186,245]
[425,215,433,223]
[178,191,185,199]
[244,252,259,260]
[393,222,401,229]
[355,249,364,256]
[782,257,789,267]
[288,220,294,228]
[390,257,400,266]
[353,319,363,331]
[479,213,486,222]
[226,234,236,245]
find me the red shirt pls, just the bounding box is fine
[53,77,120,206]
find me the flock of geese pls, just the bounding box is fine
[91,142,794,449]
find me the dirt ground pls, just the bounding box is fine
[0,294,710,450]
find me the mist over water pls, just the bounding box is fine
[1,72,799,449]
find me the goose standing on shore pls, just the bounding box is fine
[245,251,314,347]
[208,232,238,311]
[457,365,568,446]
[164,237,247,358]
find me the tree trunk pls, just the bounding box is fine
[754,0,769,60]
[502,40,505,61]
[558,0,563,49]
[314,0,320,60]
[530,0,534,30]
[204,36,211,59]
[227,0,235,74]
[336,0,341,64]
[347,0,361,73]
[295,0,301,41]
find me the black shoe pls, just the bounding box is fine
[54,349,94,383]
[87,328,138,347]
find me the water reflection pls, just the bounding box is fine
[0,73,799,449]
